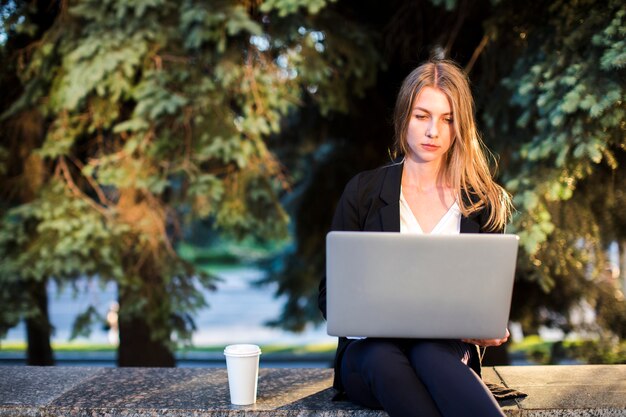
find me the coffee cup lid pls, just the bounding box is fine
[224,344,262,357]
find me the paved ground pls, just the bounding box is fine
[0,365,624,416]
[484,365,626,416]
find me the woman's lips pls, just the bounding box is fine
[421,143,439,151]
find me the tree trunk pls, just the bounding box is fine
[117,286,175,367]
[26,279,54,366]
[117,268,176,367]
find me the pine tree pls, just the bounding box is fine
[0,0,377,365]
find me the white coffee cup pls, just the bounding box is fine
[224,344,262,405]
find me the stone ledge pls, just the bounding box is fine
[1,365,625,416]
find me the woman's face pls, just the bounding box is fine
[405,86,454,166]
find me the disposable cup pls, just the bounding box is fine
[224,344,262,405]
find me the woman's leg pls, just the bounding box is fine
[407,340,505,417]
[341,338,442,417]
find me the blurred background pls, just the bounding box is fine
[0,0,624,368]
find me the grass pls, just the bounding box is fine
[12,336,617,363]
[510,335,552,354]
[508,335,608,364]
[0,341,115,353]
[176,238,288,267]
[0,336,564,356]
[0,341,336,356]
[176,342,336,356]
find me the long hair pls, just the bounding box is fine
[392,59,512,232]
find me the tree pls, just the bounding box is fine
[265,0,626,363]
[0,0,63,365]
[261,0,492,331]
[483,0,626,340]
[2,0,622,366]
[0,0,377,365]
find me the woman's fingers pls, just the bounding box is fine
[462,329,510,347]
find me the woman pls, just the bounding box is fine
[318,59,514,417]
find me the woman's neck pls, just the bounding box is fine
[401,158,448,192]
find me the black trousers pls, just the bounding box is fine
[341,338,505,417]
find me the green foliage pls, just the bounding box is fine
[472,0,626,343]
[572,334,626,364]
[0,278,33,339]
[263,0,626,341]
[0,181,126,282]
[180,1,262,51]
[260,0,337,17]
[0,180,126,338]
[510,336,626,365]
[70,306,102,340]
[427,0,458,11]
[4,0,621,355]
[0,0,378,353]
[502,0,625,295]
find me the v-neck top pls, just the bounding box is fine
[400,187,461,234]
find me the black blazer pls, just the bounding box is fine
[318,161,500,394]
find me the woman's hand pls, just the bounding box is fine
[462,328,510,347]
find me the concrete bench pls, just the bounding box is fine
[0,365,624,416]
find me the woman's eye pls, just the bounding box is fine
[444,118,454,124]
[415,114,427,120]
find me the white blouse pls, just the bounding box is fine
[399,187,461,235]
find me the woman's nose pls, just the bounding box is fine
[426,121,438,138]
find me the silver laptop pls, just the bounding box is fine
[326,231,519,339]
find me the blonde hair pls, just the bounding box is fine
[392,59,512,232]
